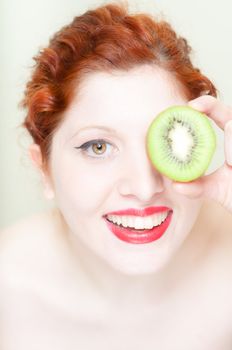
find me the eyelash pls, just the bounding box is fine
[75,139,116,159]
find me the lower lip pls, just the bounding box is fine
[104,211,173,244]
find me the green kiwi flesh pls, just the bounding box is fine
[146,106,216,182]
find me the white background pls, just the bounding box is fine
[1,0,231,228]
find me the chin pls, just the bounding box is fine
[106,254,172,276]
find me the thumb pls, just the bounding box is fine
[172,165,232,212]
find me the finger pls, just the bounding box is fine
[225,120,232,166]
[172,173,217,199]
[188,95,232,130]
[172,165,231,206]
[172,179,204,198]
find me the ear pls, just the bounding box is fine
[29,144,55,200]
[29,143,44,169]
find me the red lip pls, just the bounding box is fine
[104,206,171,217]
[103,206,173,244]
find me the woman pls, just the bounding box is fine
[1,2,232,349]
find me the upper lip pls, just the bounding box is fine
[104,206,172,218]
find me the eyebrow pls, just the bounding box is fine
[72,125,117,137]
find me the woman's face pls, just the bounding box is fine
[47,65,203,275]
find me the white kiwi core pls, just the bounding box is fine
[168,122,194,162]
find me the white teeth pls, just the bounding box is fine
[128,216,134,228]
[122,216,128,228]
[116,216,121,226]
[106,211,170,230]
[144,216,153,229]
[134,217,143,229]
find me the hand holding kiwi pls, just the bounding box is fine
[147,96,232,213]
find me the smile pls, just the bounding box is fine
[106,211,169,230]
[103,206,173,244]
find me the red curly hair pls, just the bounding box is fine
[21,2,217,168]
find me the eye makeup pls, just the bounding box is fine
[75,139,115,159]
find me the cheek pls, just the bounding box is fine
[51,157,116,214]
[174,197,203,244]
[180,198,202,226]
[163,178,203,234]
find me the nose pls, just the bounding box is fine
[117,145,164,203]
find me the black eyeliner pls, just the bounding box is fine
[75,139,106,150]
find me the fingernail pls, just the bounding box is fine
[187,101,202,111]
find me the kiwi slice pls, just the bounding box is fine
[146,106,216,182]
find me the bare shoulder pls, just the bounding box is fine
[0,207,61,242]
[0,210,83,349]
[0,208,68,287]
[0,208,56,252]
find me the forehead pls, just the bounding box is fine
[58,65,187,133]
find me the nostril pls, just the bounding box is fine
[117,171,164,202]
[117,181,131,197]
